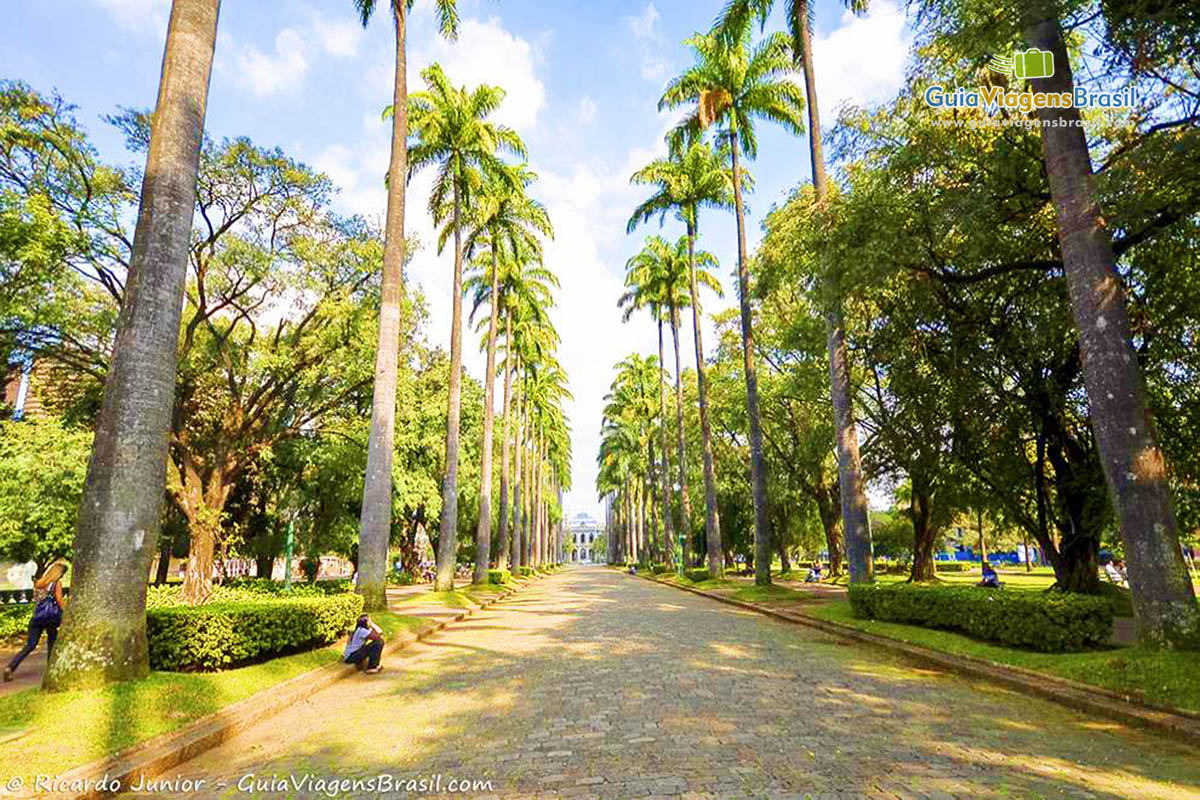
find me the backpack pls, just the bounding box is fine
[32,586,62,627]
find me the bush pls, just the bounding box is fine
[517,566,535,577]
[224,577,353,595]
[145,578,352,609]
[147,593,363,671]
[848,583,1113,652]
[935,562,971,572]
[1,605,31,640]
[684,567,714,582]
[649,563,669,575]
[487,568,511,585]
[388,570,417,585]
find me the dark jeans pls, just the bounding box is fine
[7,620,57,674]
[345,638,382,670]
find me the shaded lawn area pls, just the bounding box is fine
[0,610,425,782]
[811,600,1200,715]
[393,583,509,610]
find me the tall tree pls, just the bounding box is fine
[1020,0,1198,646]
[407,64,526,591]
[352,0,458,611]
[717,0,875,584]
[628,142,733,576]
[661,26,805,585]
[44,0,221,690]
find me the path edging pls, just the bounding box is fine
[43,573,552,800]
[640,573,1200,747]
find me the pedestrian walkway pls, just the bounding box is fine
[122,567,1199,799]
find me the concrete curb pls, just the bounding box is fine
[42,572,555,800]
[639,573,1200,748]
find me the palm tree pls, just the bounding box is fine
[1019,0,1198,647]
[661,27,805,585]
[603,354,663,564]
[628,142,732,576]
[462,166,553,584]
[351,0,459,611]
[715,0,875,585]
[44,0,221,691]
[406,64,526,591]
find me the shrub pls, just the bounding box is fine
[517,566,535,577]
[145,578,352,610]
[388,570,417,585]
[147,593,363,671]
[935,562,971,572]
[684,567,714,582]
[649,563,669,575]
[848,583,1113,652]
[487,568,511,585]
[224,577,353,596]
[1,605,31,640]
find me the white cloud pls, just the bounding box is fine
[577,96,597,125]
[624,3,669,83]
[813,1,911,120]
[89,0,168,34]
[309,11,365,60]
[229,28,310,97]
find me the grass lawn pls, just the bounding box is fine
[393,584,508,609]
[811,600,1200,714]
[0,610,426,782]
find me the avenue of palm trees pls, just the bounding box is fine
[26,0,1200,694]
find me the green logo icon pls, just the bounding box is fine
[989,49,1054,79]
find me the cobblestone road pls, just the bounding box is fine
[142,567,1200,800]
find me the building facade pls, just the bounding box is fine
[567,512,604,564]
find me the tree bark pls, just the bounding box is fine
[473,248,501,584]
[434,187,465,592]
[496,313,513,571]
[668,305,695,567]
[1024,1,1198,646]
[729,136,772,587]
[794,1,874,586]
[909,484,937,582]
[357,6,409,612]
[656,321,676,566]
[45,0,220,691]
[686,226,723,578]
[511,369,523,569]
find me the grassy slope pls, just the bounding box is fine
[0,610,425,781]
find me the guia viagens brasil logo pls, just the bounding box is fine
[924,47,1136,113]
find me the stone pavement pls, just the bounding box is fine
[123,567,1199,800]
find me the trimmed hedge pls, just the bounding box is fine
[684,567,715,582]
[487,568,511,585]
[935,562,971,572]
[848,583,1113,652]
[147,593,363,671]
[224,577,353,595]
[517,566,535,577]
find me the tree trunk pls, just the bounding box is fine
[176,456,235,604]
[686,226,723,578]
[497,313,513,571]
[794,2,874,586]
[729,135,772,587]
[473,248,501,584]
[434,187,465,592]
[668,304,695,567]
[909,484,937,582]
[356,6,409,613]
[511,369,523,569]
[154,529,173,585]
[521,406,531,567]
[1024,1,1198,646]
[44,0,219,692]
[977,508,987,563]
[815,480,844,576]
[656,321,676,566]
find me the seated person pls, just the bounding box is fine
[978,561,1000,588]
[627,564,637,575]
[344,614,384,674]
[804,564,823,583]
[1104,559,1128,587]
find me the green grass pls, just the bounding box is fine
[0,610,425,781]
[729,583,813,604]
[811,600,1200,714]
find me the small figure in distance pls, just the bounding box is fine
[627,564,637,575]
[4,560,68,682]
[804,563,823,583]
[978,560,1001,589]
[344,614,385,674]
[1104,558,1128,588]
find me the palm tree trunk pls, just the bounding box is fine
[521,405,532,567]
[686,224,723,578]
[497,311,513,571]
[669,304,694,567]
[729,136,772,587]
[356,4,410,612]
[656,321,676,566]
[1023,1,1199,647]
[511,365,523,569]
[794,2,874,586]
[45,0,220,692]
[472,248,501,584]
[434,187,465,592]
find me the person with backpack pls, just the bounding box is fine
[3,560,68,682]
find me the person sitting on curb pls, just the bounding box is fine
[344,614,384,674]
[978,560,1001,589]
[804,563,823,583]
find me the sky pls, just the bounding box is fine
[2,0,914,520]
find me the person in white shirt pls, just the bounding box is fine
[343,614,384,673]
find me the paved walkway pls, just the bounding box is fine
[124,568,1197,800]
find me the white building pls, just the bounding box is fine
[567,513,604,564]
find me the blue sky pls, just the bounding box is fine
[3,0,913,519]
